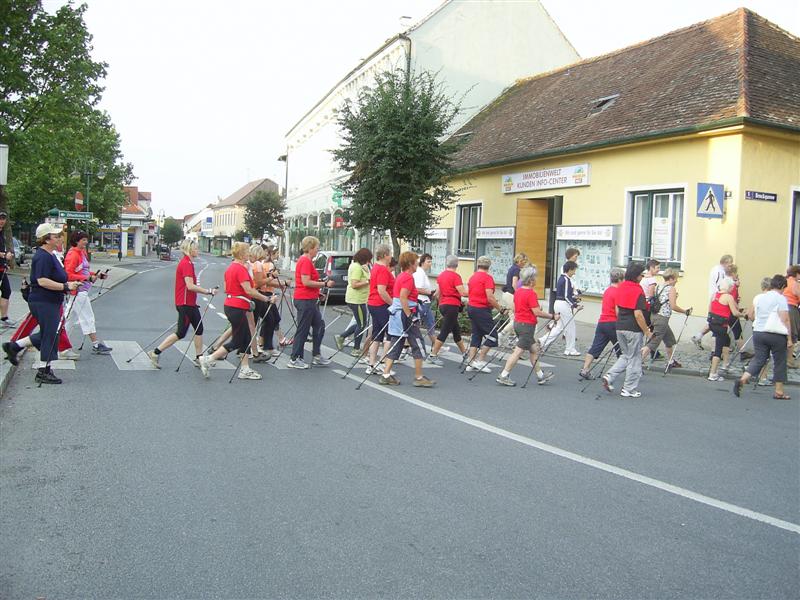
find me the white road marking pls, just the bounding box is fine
[107,340,158,370]
[216,312,226,320]
[138,267,165,274]
[201,297,209,302]
[332,368,800,536]
[31,359,75,370]
[209,304,216,309]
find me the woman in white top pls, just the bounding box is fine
[733,274,792,400]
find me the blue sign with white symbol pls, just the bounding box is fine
[697,183,724,219]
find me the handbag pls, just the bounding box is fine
[763,306,789,336]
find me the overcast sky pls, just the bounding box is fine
[44,0,799,219]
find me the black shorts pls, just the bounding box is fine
[0,269,10,300]
[467,306,498,348]
[223,306,251,354]
[175,305,203,339]
[368,304,390,342]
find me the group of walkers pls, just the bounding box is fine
[1,225,794,400]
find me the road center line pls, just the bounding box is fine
[332,368,800,535]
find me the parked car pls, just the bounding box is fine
[313,251,354,299]
[158,245,172,261]
[12,237,25,265]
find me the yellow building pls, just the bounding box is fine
[431,9,799,329]
[211,178,280,255]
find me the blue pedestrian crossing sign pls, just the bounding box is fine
[697,183,724,219]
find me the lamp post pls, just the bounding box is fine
[70,159,106,235]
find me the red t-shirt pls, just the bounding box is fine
[224,262,253,310]
[393,271,418,303]
[437,269,463,306]
[368,263,394,306]
[294,255,319,300]
[599,285,619,323]
[616,280,645,310]
[710,292,731,319]
[514,287,539,324]
[174,255,198,307]
[468,270,495,308]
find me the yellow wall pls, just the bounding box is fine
[442,126,800,312]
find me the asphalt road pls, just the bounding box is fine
[1,255,798,598]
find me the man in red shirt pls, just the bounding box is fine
[465,256,506,373]
[579,268,624,379]
[148,239,216,368]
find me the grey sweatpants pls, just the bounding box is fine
[606,330,644,392]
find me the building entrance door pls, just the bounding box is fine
[515,197,561,296]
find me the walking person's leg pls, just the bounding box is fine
[622,332,644,394]
[290,299,314,365]
[604,331,632,390]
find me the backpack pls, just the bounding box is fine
[650,285,667,314]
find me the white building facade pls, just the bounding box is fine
[283,0,579,257]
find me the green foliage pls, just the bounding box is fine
[333,68,464,256]
[243,190,286,240]
[0,1,134,225]
[233,229,248,242]
[160,220,182,245]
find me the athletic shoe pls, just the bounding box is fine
[691,335,704,350]
[35,370,62,385]
[620,388,642,398]
[538,370,555,385]
[58,349,81,361]
[312,355,331,366]
[413,376,436,387]
[378,374,400,386]
[333,335,344,351]
[252,353,270,363]
[719,363,730,373]
[2,342,21,366]
[708,373,724,382]
[350,349,362,357]
[190,357,200,368]
[578,369,595,380]
[496,374,516,387]
[147,351,161,369]
[757,378,773,387]
[563,350,581,357]
[438,345,451,354]
[397,350,408,362]
[667,360,682,369]
[358,355,370,364]
[733,379,742,397]
[198,355,210,378]
[602,374,614,392]
[270,349,282,358]
[237,367,262,380]
[377,364,396,376]
[426,354,444,366]
[466,360,491,373]
[287,358,309,369]
[92,342,113,355]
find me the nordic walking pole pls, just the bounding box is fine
[202,325,231,355]
[228,316,256,384]
[521,307,583,388]
[466,316,512,380]
[340,320,389,379]
[460,311,509,374]
[92,269,111,299]
[663,310,692,376]
[38,292,78,388]
[355,318,414,390]
[126,322,181,363]
[175,287,219,372]
[580,343,618,393]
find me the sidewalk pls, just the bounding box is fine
[0,263,140,397]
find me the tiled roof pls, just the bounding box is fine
[451,9,800,172]
[215,178,280,208]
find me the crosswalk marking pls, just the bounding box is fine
[31,359,76,370]
[172,340,235,370]
[107,340,158,371]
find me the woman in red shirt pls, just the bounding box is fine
[288,236,334,369]
[465,256,505,373]
[429,255,468,363]
[496,266,557,386]
[365,244,394,374]
[580,268,624,379]
[199,242,272,380]
[379,251,435,387]
[707,277,741,382]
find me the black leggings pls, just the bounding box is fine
[709,320,730,358]
[437,304,462,344]
[259,301,281,350]
[223,306,252,354]
[728,315,742,340]
[341,303,367,350]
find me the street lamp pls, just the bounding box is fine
[69,159,106,215]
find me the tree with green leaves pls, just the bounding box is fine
[160,220,182,246]
[332,68,463,259]
[0,0,134,240]
[244,190,286,242]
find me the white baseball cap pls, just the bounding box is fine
[35,223,64,239]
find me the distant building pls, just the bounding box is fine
[283,0,579,257]
[97,186,154,256]
[211,178,280,255]
[183,205,215,252]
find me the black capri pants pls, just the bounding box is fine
[223,306,252,354]
[728,315,742,340]
[368,304,390,342]
[709,316,730,358]
[0,270,10,300]
[467,306,499,348]
[259,299,281,350]
[587,321,620,358]
[175,305,204,339]
[437,304,462,344]
[746,332,788,383]
[28,300,61,362]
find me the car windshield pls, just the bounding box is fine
[332,256,351,270]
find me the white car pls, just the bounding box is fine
[12,237,25,265]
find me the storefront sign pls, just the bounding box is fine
[696,183,724,219]
[502,164,590,194]
[745,190,777,202]
[476,226,515,239]
[556,225,613,241]
[59,210,93,220]
[650,217,672,259]
[425,228,448,240]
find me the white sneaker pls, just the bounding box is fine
[147,351,161,369]
[198,355,210,378]
[58,350,80,360]
[563,350,581,356]
[237,367,262,380]
[708,373,724,382]
[620,388,642,398]
[466,361,491,373]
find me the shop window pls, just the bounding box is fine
[456,204,481,257]
[628,190,684,266]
